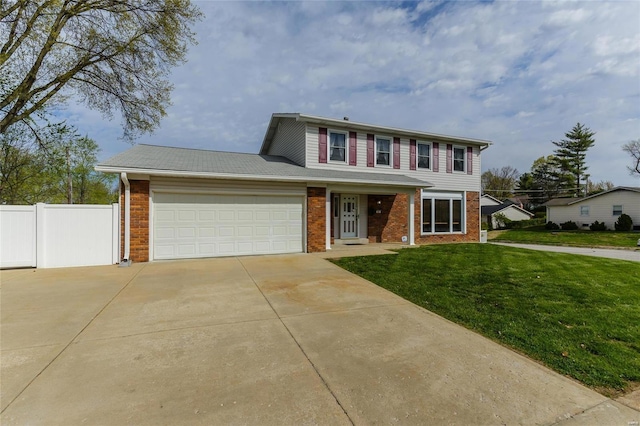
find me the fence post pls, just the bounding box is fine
[35,203,46,268]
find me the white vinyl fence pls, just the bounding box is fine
[1,203,119,269]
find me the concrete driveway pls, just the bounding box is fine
[1,254,638,425]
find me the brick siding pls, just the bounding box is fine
[306,187,326,252]
[366,190,481,244]
[367,194,409,243]
[120,180,149,262]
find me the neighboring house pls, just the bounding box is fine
[544,187,640,229]
[480,194,534,229]
[96,113,491,262]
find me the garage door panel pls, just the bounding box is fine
[153,193,303,260]
[199,227,215,238]
[218,210,235,221]
[237,210,253,221]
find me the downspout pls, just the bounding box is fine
[120,172,132,266]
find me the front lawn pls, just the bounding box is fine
[490,227,639,248]
[332,244,640,395]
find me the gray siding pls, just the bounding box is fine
[267,118,306,166]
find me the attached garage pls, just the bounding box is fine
[152,192,304,260]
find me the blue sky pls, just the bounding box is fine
[65,1,640,186]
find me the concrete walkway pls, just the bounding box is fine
[1,255,638,425]
[491,242,640,262]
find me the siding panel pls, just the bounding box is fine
[267,118,306,166]
[305,125,482,192]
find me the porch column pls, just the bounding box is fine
[325,188,332,250]
[408,190,415,246]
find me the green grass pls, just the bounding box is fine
[491,226,639,248]
[332,244,640,395]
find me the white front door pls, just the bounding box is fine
[341,195,358,238]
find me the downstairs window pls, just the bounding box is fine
[422,192,464,233]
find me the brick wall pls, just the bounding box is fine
[120,180,150,262]
[366,190,481,244]
[307,187,326,252]
[367,194,409,243]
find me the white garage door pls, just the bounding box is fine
[153,193,303,260]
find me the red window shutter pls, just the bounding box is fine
[467,146,473,175]
[318,128,327,163]
[409,139,416,171]
[393,137,400,169]
[446,144,452,173]
[349,132,357,166]
[432,142,439,172]
[367,134,374,167]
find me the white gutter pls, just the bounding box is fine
[120,172,131,265]
[96,166,430,189]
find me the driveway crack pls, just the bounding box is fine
[0,263,148,415]
[237,257,355,426]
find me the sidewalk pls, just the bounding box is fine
[491,242,640,262]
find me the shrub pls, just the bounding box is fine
[481,221,489,230]
[494,213,512,229]
[508,218,546,229]
[545,221,560,230]
[589,221,607,231]
[560,221,579,230]
[615,214,633,231]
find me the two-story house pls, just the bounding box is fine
[96,113,491,263]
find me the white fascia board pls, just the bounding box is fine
[94,166,426,189]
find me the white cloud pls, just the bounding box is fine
[58,0,640,186]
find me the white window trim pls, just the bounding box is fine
[421,191,465,235]
[453,145,466,173]
[580,205,590,216]
[375,135,392,167]
[613,205,623,216]
[328,129,348,164]
[416,141,432,170]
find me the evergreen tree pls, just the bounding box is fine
[552,123,595,196]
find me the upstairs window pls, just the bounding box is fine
[417,143,431,169]
[613,205,623,216]
[376,137,391,166]
[453,146,465,172]
[329,131,347,162]
[580,206,590,216]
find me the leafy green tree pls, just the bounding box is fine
[552,123,596,196]
[481,166,520,200]
[529,155,573,205]
[0,121,65,203]
[0,1,202,140]
[0,122,116,204]
[622,139,640,176]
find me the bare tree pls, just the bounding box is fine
[1,1,202,140]
[481,166,520,200]
[622,139,640,176]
